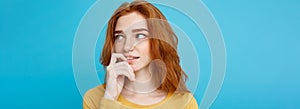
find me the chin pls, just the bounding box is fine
[132,66,141,72]
[131,64,146,72]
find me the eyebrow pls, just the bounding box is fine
[114,30,123,34]
[114,28,148,34]
[132,28,148,33]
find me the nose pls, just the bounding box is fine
[123,37,134,52]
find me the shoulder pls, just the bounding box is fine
[172,92,194,98]
[159,92,198,109]
[182,92,198,109]
[84,84,106,97]
[172,92,198,109]
[169,92,196,103]
[83,85,106,109]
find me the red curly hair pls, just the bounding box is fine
[100,0,189,93]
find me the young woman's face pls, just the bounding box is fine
[113,12,151,72]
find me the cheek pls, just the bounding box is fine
[138,41,151,58]
[113,44,122,53]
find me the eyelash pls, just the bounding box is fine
[114,33,148,41]
[136,33,147,39]
[115,35,124,40]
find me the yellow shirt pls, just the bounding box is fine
[83,85,199,109]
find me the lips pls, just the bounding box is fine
[125,55,140,64]
[126,56,139,60]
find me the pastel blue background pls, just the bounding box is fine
[1,0,299,109]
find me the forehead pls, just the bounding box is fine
[115,12,148,31]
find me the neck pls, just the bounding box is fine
[124,66,160,93]
[134,66,151,81]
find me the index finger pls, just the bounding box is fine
[109,53,127,65]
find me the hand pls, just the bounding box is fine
[104,53,135,100]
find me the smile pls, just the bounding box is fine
[127,56,140,60]
[126,56,140,64]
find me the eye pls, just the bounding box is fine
[115,35,125,40]
[136,33,147,39]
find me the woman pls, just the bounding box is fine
[83,0,198,108]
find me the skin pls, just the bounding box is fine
[104,12,167,105]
